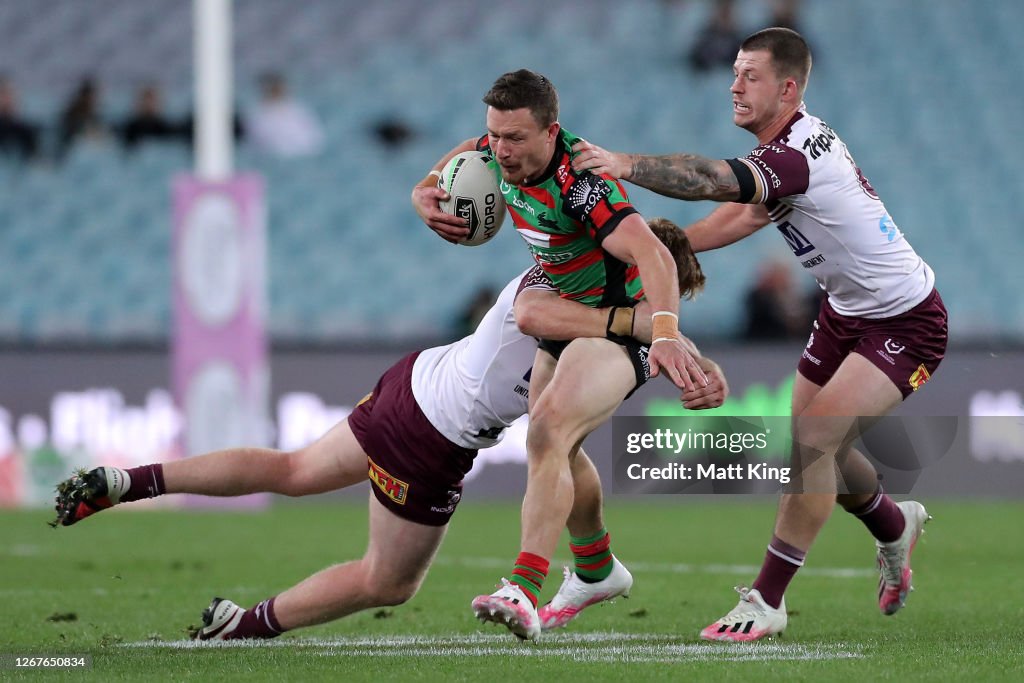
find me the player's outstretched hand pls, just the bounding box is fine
[648,339,708,394]
[680,358,729,409]
[570,140,631,179]
[411,184,470,243]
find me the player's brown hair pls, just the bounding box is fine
[483,69,559,128]
[648,217,706,301]
[740,27,812,95]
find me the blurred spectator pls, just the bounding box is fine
[118,84,182,150]
[687,0,744,73]
[767,0,814,55]
[179,110,246,145]
[0,77,40,161]
[246,72,324,158]
[768,0,803,32]
[370,116,415,150]
[741,261,808,341]
[455,286,497,338]
[56,77,110,159]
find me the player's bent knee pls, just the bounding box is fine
[364,575,421,606]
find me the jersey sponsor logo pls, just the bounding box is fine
[879,214,899,242]
[500,180,536,215]
[568,175,611,215]
[367,456,409,505]
[534,250,575,266]
[909,364,931,392]
[801,254,826,268]
[556,163,569,183]
[776,220,815,257]
[745,153,782,190]
[802,126,837,160]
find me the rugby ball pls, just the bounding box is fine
[439,151,506,246]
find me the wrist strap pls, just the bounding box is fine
[652,311,680,342]
[418,169,442,188]
[606,307,635,338]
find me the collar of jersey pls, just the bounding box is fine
[520,132,568,188]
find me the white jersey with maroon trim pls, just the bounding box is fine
[731,105,934,318]
[411,267,551,449]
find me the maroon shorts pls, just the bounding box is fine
[347,352,476,526]
[798,288,948,399]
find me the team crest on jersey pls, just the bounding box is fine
[367,457,409,505]
[909,364,931,392]
[568,175,611,215]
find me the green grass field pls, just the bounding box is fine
[3,499,1023,681]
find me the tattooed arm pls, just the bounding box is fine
[571,141,743,202]
[627,154,741,202]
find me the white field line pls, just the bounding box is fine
[434,555,876,579]
[0,556,873,597]
[120,634,863,662]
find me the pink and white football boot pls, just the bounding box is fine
[700,586,787,642]
[538,556,633,631]
[876,500,931,615]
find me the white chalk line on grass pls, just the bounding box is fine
[434,555,875,579]
[0,558,873,598]
[120,633,862,662]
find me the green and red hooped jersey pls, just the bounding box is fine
[476,128,644,308]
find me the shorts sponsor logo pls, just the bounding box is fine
[431,490,462,514]
[802,349,822,365]
[806,332,815,349]
[368,457,409,505]
[876,350,896,365]
[909,364,931,392]
[884,338,905,355]
[637,345,651,380]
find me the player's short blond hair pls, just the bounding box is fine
[741,27,812,95]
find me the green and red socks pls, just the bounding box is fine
[570,528,614,584]
[510,552,549,607]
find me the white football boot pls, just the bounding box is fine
[700,586,787,642]
[195,598,246,640]
[471,579,541,640]
[876,500,931,615]
[538,556,633,631]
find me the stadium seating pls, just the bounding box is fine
[0,0,1020,343]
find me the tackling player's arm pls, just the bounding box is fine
[411,137,478,242]
[571,138,792,209]
[601,214,707,392]
[571,141,743,202]
[685,202,771,252]
[515,289,727,409]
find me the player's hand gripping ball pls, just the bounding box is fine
[439,151,506,246]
